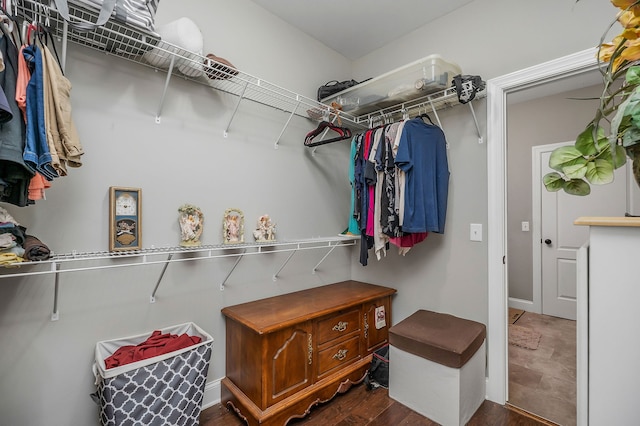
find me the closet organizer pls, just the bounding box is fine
[3,0,484,320]
[3,0,360,321]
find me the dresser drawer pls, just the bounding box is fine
[316,309,360,346]
[317,335,361,377]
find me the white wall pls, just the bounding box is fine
[0,0,619,425]
[506,84,603,301]
[352,0,615,326]
[352,0,615,82]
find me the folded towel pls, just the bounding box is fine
[23,234,50,261]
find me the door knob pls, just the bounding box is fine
[544,239,552,245]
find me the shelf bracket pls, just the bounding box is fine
[468,102,483,144]
[312,243,339,274]
[224,81,249,138]
[155,56,176,124]
[150,253,173,303]
[274,99,301,149]
[51,262,60,321]
[220,249,246,290]
[272,249,297,281]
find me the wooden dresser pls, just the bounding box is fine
[221,280,396,426]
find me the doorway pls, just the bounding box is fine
[485,48,602,422]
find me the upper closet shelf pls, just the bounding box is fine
[17,0,349,141]
[16,1,483,143]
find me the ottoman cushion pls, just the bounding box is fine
[389,310,486,368]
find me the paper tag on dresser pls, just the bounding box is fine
[375,306,386,329]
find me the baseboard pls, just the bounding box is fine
[507,297,535,313]
[202,378,222,410]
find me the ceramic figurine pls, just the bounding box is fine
[223,208,244,244]
[253,214,276,242]
[178,204,204,247]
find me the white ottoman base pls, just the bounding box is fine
[389,341,486,426]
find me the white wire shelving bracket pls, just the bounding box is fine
[0,236,358,320]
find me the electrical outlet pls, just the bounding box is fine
[470,224,482,242]
[521,221,530,232]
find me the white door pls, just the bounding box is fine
[537,143,629,320]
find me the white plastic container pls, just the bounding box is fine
[321,54,461,116]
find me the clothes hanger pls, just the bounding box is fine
[304,120,352,147]
[416,112,435,125]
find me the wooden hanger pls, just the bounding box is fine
[304,120,352,147]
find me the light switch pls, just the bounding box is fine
[470,223,482,242]
[522,221,530,232]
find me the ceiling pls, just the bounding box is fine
[249,0,476,60]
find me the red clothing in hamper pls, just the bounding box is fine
[105,330,202,369]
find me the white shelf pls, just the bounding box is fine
[17,0,355,143]
[16,0,482,142]
[0,236,358,320]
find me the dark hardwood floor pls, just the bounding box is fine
[508,311,576,426]
[200,383,554,426]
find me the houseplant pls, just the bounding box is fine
[544,0,640,195]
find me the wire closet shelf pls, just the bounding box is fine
[16,0,482,133]
[16,0,351,127]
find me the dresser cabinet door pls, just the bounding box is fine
[265,323,313,406]
[363,297,391,353]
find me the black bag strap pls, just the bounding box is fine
[52,0,117,32]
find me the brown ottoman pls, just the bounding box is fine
[388,310,486,426]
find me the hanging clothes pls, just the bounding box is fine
[346,135,360,236]
[394,117,450,234]
[355,129,375,266]
[23,42,58,180]
[40,40,83,175]
[349,115,450,264]
[0,24,33,207]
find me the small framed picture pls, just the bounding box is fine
[109,187,142,252]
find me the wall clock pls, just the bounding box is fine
[109,187,142,252]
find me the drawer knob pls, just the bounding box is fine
[332,321,348,332]
[333,349,348,361]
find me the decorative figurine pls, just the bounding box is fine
[223,208,244,244]
[252,214,276,242]
[178,204,204,247]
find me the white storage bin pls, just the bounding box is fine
[92,322,213,426]
[321,54,461,115]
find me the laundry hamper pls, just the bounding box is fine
[92,322,213,426]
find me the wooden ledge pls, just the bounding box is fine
[574,216,640,227]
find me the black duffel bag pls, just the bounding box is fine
[364,344,389,390]
[317,79,366,101]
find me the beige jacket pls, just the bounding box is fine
[40,42,83,176]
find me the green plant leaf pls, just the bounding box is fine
[627,66,640,86]
[612,144,628,168]
[622,126,640,148]
[576,125,605,156]
[611,86,640,144]
[585,159,615,185]
[563,179,591,196]
[562,158,589,179]
[548,146,585,171]
[543,172,565,192]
